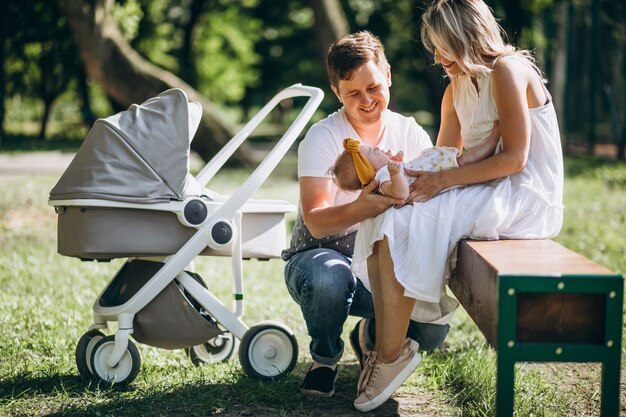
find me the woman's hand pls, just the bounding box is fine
[404,169,448,203]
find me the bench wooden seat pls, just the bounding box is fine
[450,239,623,417]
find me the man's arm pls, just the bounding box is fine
[300,176,404,239]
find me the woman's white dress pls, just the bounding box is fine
[351,72,564,322]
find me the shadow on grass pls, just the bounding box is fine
[0,365,401,417]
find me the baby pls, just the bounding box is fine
[333,128,500,200]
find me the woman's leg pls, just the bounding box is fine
[354,237,421,412]
[367,241,384,352]
[375,237,416,363]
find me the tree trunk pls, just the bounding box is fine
[413,0,444,130]
[498,0,527,45]
[550,2,568,131]
[39,99,52,140]
[617,38,626,161]
[310,0,350,65]
[76,63,96,127]
[178,0,207,87]
[0,0,6,146]
[57,0,255,165]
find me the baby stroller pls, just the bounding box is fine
[48,84,323,385]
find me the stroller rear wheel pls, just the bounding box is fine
[187,332,238,366]
[239,321,298,380]
[76,329,106,378]
[90,335,141,385]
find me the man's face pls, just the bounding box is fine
[332,60,391,129]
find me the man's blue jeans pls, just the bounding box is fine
[284,248,450,365]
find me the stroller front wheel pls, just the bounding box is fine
[90,335,140,385]
[76,329,106,378]
[187,332,238,366]
[239,321,298,380]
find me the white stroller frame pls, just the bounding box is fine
[49,84,323,384]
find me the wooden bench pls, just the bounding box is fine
[450,239,624,416]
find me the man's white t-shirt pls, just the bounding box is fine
[282,107,432,259]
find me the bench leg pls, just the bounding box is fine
[496,352,515,417]
[600,358,621,417]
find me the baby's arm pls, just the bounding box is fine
[458,121,500,167]
[380,161,409,200]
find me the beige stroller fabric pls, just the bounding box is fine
[133,279,222,349]
[99,259,222,349]
[49,89,202,203]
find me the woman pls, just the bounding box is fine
[350,0,564,411]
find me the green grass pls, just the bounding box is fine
[0,156,625,416]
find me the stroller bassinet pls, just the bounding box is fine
[49,85,323,385]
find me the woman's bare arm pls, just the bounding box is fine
[457,121,500,166]
[407,59,535,202]
[435,84,463,149]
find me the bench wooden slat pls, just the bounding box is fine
[458,239,613,276]
[450,239,615,348]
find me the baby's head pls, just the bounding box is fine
[332,151,363,191]
[331,139,390,191]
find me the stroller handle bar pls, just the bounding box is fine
[195,84,323,218]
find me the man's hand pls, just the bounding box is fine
[404,168,447,203]
[356,179,405,216]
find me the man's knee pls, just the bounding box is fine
[284,249,355,306]
[408,322,450,351]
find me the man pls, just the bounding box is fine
[282,31,449,396]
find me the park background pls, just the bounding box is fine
[1,0,625,416]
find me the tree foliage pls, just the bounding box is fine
[114,0,263,105]
[2,0,625,160]
[5,1,79,138]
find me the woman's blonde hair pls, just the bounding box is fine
[421,0,543,80]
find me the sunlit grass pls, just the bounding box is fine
[0,155,624,416]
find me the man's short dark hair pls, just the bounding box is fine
[327,31,388,88]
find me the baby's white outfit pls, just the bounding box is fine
[375,146,459,194]
[352,71,564,324]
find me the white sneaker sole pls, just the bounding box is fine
[353,352,422,412]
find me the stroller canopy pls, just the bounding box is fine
[50,89,202,203]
